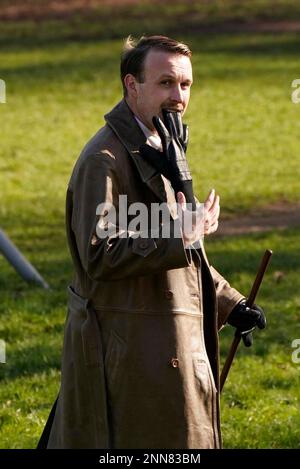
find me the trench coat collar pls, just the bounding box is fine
[105,99,167,202]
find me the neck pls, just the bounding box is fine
[125,96,154,132]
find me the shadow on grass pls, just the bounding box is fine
[1,0,300,55]
[1,35,299,95]
[207,230,300,276]
[0,52,118,87]
[189,33,300,56]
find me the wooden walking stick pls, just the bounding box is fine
[220,249,273,392]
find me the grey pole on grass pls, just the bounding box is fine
[0,228,49,289]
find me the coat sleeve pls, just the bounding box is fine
[70,151,191,282]
[198,240,244,329]
[210,266,245,329]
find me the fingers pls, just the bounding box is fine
[209,193,220,216]
[203,189,220,235]
[171,111,183,138]
[182,124,189,150]
[204,188,220,209]
[207,196,220,228]
[242,331,253,347]
[177,191,203,246]
[204,219,219,235]
[257,314,267,329]
[162,109,183,138]
[161,109,174,136]
[177,191,186,210]
[179,188,221,241]
[152,115,169,143]
[249,305,266,329]
[204,188,216,209]
[252,304,267,329]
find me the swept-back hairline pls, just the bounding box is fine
[142,52,192,80]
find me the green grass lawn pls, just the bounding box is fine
[207,230,300,448]
[1,6,300,448]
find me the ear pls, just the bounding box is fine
[124,74,138,97]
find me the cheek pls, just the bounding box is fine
[137,90,152,108]
[185,89,191,102]
[137,86,169,116]
[183,91,191,109]
[154,90,172,110]
[143,93,161,113]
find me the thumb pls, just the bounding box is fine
[242,331,253,347]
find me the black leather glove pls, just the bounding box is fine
[227,300,266,347]
[139,109,196,210]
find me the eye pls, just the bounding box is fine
[160,80,172,87]
[181,82,192,90]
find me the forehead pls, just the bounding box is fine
[143,50,193,80]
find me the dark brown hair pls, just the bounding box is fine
[120,35,192,95]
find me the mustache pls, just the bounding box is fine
[161,106,183,113]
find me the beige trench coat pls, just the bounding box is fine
[45,99,243,449]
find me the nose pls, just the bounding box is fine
[170,84,184,104]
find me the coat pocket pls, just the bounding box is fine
[104,330,127,397]
[192,352,216,396]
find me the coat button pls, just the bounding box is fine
[165,290,173,300]
[170,358,179,368]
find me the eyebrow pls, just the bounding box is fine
[159,74,193,84]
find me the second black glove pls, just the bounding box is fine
[227,299,266,331]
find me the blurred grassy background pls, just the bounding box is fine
[0,0,300,448]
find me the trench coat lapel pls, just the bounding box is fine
[105,99,169,203]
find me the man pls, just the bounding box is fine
[40,35,265,449]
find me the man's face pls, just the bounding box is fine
[126,50,193,130]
